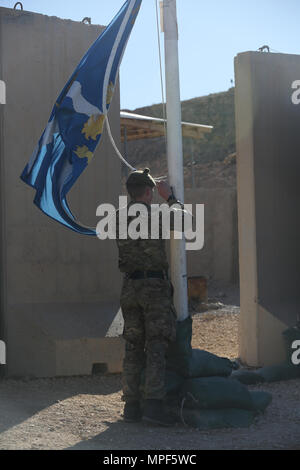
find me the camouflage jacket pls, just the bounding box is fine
[116,198,186,274]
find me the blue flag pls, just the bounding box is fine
[21,0,142,236]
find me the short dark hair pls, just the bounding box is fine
[126,183,148,200]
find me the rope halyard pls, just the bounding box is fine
[180,397,188,426]
[180,392,200,427]
[104,115,136,172]
[105,0,168,176]
[155,0,168,152]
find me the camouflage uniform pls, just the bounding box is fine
[117,184,184,403]
[120,277,176,402]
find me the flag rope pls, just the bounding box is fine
[104,115,136,171]
[105,0,168,176]
[155,0,167,151]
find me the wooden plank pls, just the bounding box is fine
[120,118,165,134]
[121,131,164,142]
[120,117,213,142]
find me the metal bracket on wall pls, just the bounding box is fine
[82,17,92,25]
[14,2,23,10]
[258,45,270,53]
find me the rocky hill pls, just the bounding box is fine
[122,87,236,188]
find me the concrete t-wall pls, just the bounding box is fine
[149,186,239,285]
[235,51,300,366]
[0,8,123,377]
[185,188,239,285]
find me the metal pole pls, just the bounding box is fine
[163,0,189,321]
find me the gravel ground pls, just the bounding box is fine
[0,304,299,450]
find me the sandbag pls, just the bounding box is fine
[231,369,265,385]
[255,363,300,383]
[166,317,193,374]
[180,377,254,410]
[187,349,234,378]
[167,317,235,378]
[250,391,272,413]
[181,407,256,430]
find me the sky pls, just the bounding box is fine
[1,0,300,110]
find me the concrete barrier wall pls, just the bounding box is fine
[0,8,123,377]
[185,188,239,285]
[235,51,300,366]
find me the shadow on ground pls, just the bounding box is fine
[0,374,122,436]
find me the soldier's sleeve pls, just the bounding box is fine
[167,196,193,233]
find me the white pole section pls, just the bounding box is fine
[163,0,189,321]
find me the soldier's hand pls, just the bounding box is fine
[157,181,173,201]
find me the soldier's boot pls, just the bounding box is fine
[142,399,177,427]
[123,401,142,423]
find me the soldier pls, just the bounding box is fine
[116,168,185,427]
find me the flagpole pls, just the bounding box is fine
[163,0,189,321]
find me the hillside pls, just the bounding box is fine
[122,87,236,188]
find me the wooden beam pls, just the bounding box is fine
[121,131,164,142]
[120,118,165,134]
[120,116,213,142]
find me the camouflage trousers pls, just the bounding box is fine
[120,277,177,403]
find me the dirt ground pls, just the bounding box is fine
[0,302,299,450]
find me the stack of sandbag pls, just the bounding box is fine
[231,363,300,385]
[166,316,235,379]
[230,323,300,385]
[165,317,273,429]
[177,377,272,429]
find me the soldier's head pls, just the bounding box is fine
[126,168,156,204]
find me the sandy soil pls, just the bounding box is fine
[0,308,299,450]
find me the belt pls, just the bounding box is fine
[126,270,168,280]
